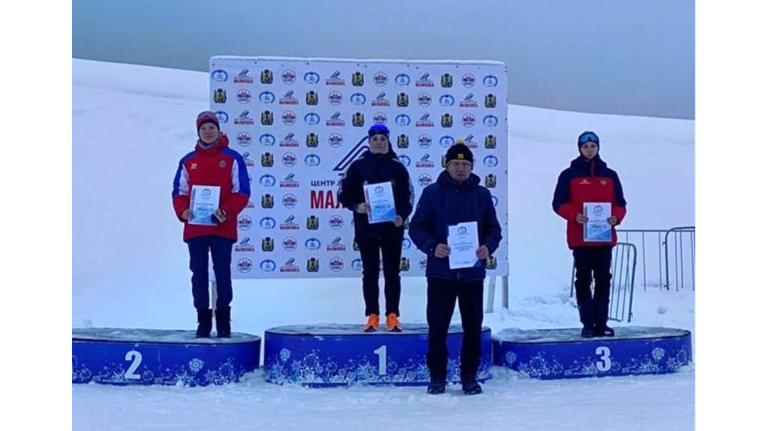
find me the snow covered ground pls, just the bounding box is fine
[72,59,695,431]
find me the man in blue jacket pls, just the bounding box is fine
[409,142,502,395]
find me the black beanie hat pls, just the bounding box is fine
[445,140,474,165]
[577,131,599,149]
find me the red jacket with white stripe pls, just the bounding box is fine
[172,134,251,242]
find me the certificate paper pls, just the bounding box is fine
[583,202,612,242]
[364,182,397,224]
[189,185,221,226]
[448,222,480,270]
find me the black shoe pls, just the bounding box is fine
[595,325,615,337]
[195,309,213,338]
[580,326,595,338]
[427,379,446,395]
[461,376,483,395]
[215,307,231,338]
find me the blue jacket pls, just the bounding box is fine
[409,170,503,282]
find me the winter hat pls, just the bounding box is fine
[368,124,390,138]
[196,111,220,131]
[445,141,474,165]
[577,131,599,149]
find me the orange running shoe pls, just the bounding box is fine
[386,313,402,332]
[364,314,380,332]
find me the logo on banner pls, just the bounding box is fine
[327,71,345,86]
[492,196,499,207]
[306,90,319,105]
[238,215,253,230]
[260,174,276,187]
[280,258,300,273]
[420,256,428,271]
[483,75,499,87]
[261,237,274,252]
[352,259,363,271]
[329,215,344,230]
[416,153,435,168]
[353,240,360,251]
[374,72,388,86]
[260,260,277,273]
[260,134,276,147]
[261,194,274,209]
[486,174,497,188]
[237,132,252,147]
[462,73,476,87]
[440,95,456,107]
[352,112,365,127]
[373,112,387,125]
[397,92,409,107]
[441,73,453,87]
[485,134,497,148]
[304,72,320,84]
[235,237,256,253]
[279,90,298,105]
[281,69,297,84]
[395,73,411,86]
[306,216,320,230]
[372,92,391,107]
[419,174,433,187]
[399,155,412,166]
[487,256,498,269]
[483,115,499,127]
[258,110,272,126]
[328,91,343,106]
[441,113,453,128]
[440,135,455,148]
[352,71,364,86]
[306,133,319,148]
[305,154,321,167]
[485,94,497,108]
[397,134,410,149]
[304,113,321,125]
[416,73,434,87]
[213,88,227,103]
[282,152,297,167]
[462,113,476,127]
[323,112,344,127]
[239,110,257,125]
[484,155,499,167]
[402,238,412,250]
[280,173,299,188]
[280,132,299,148]
[329,257,344,272]
[418,134,432,148]
[211,69,228,82]
[237,89,252,104]
[350,93,367,105]
[214,111,229,124]
[260,69,274,84]
[234,69,253,83]
[307,258,320,273]
[261,152,274,167]
[283,193,298,209]
[238,258,253,273]
[460,93,478,108]
[327,236,347,252]
[260,217,276,229]
[280,215,300,230]
[282,237,298,252]
[242,151,255,167]
[418,93,433,107]
[462,134,478,148]
[305,237,321,250]
[400,257,410,271]
[282,111,297,125]
[416,113,433,128]
[258,91,276,104]
[329,133,343,148]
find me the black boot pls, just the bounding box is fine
[195,309,213,338]
[581,326,595,338]
[215,307,231,338]
[427,378,446,395]
[461,375,483,395]
[595,325,615,337]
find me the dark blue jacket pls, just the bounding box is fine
[337,147,414,240]
[409,170,503,282]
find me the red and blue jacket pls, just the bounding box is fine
[552,155,627,249]
[172,134,251,242]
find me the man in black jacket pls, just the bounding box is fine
[338,125,414,332]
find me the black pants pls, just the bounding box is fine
[358,229,404,316]
[573,246,613,329]
[188,235,235,310]
[426,277,484,381]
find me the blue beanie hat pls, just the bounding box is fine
[368,124,390,138]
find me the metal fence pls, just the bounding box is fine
[615,227,695,291]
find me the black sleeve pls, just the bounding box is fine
[408,189,438,256]
[611,170,627,207]
[337,162,362,211]
[481,190,503,255]
[394,164,414,219]
[552,169,571,214]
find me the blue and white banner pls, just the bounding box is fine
[210,56,508,278]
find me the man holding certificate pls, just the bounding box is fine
[172,111,251,338]
[338,124,414,333]
[409,142,502,395]
[552,131,627,339]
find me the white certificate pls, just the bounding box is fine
[448,222,480,270]
[189,185,221,226]
[584,202,612,242]
[364,182,397,224]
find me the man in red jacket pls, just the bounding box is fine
[552,131,627,338]
[172,111,250,338]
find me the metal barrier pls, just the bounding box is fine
[615,227,695,291]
